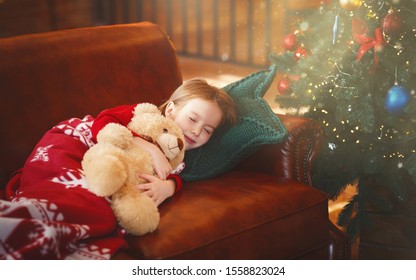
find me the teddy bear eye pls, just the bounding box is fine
[163,128,168,133]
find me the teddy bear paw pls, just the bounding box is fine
[84,155,127,197]
[112,193,160,236]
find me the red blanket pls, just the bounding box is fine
[0,116,127,259]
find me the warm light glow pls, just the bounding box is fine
[339,0,363,11]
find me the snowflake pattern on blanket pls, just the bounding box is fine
[0,116,127,260]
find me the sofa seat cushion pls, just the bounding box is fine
[119,171,329,259]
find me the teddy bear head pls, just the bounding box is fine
[127,103,185,169]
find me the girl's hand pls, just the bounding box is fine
[136,173,176,206]
[133,137,172,179]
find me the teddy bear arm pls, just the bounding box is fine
[97,123,134,149]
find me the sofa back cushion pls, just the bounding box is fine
[0,22,182,187]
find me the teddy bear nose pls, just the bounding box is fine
[177,138,184,151]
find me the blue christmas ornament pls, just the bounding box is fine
[384,85,410,114]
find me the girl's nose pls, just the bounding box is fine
[191,126,201,136]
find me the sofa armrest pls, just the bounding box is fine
[235,114,322,185]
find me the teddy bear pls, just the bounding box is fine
[81,103,185,236]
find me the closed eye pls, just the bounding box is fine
[204,128,213,135]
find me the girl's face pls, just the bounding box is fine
[165,98,223,150]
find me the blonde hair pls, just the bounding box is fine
[159,78,237,126]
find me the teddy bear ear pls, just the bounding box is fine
[133,103,161,116]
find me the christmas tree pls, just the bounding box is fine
[271,0,416,239]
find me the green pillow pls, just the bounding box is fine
[181,64,288,181]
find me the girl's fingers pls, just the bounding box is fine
[137,173,156,181]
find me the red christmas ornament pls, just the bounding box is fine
[277,78,292,95]
[294,46,308,61]
[283,34,298,51]
[382,11,404,42]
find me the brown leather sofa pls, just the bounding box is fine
[0,22,348,259]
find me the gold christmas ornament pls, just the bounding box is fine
[339,0,362,10]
